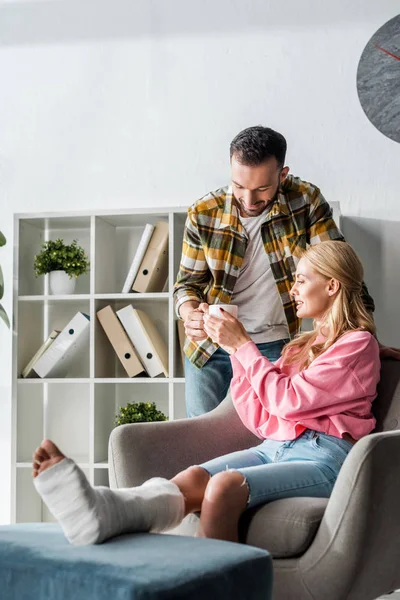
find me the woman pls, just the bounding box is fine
[32,241,380,546]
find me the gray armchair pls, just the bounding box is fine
[108,358,400,600]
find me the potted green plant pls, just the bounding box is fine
[34,238,90,295]
[0,230,10,328]
[115,401,168,426]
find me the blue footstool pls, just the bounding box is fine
[0,523,273,600]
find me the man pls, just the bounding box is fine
[174,125,374,417]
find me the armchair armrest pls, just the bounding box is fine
[108,397,259,489]
[292,430,400,600]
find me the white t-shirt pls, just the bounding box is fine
[231,212,289,343]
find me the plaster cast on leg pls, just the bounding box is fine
[34,458,185,545]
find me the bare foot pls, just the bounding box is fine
[32,439,65,478]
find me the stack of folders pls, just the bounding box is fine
[22,312,90,378]
[117,305,168,376]
[97,304,168,378]
[96,306,145,378]
[121,221,169,294]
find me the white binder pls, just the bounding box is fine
[33,312,90,378]
[121,224,155,293]
[21,329,60,378]
[116,305,168,377]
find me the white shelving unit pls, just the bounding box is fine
[11,208,187,523]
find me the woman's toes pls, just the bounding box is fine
[32,440,66,479]
[41,439,65,460]
[33,446,49,464]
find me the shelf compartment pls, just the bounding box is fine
[46,300,91,378]
[171,382,187,420]
[94,383,116,464]
[45,383,90,463]
[94,214,169,294]
[94,382,169,463]
[17,217,91,296]
[16,383,44,462]
[94,298,169,379]
[17,299,91,379]
[16,469,42,523]
[94,470,109,487]
[16,301,45,380]
[172,212,186,283]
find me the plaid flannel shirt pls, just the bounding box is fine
[174,175,375,368]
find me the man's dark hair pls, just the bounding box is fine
[230,126,287,168]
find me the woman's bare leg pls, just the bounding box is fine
[171,466,211,516]
[197,470,249,542]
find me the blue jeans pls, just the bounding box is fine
[184,339,289,417]
[200,430,353,508]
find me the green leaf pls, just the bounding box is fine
[0,303,10,328]
[0,265,3,300]
[0,231,6,247]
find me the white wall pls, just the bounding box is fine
[1,0,399,524]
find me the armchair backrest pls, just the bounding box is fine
[372,358,400,433]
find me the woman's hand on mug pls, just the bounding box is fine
[203,308,251,354]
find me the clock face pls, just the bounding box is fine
[357,14,400,143]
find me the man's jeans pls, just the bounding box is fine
[184,339,289,418]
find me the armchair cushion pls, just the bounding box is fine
[240,497,328,557]
[172,497,328,558]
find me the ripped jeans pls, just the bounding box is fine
[199,430,353,509]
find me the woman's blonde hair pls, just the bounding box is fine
[281,240,375,370]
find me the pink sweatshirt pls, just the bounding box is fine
[230,330,380,441]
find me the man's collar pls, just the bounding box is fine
[218,186,242,229]
[218,181,290,229]
[269,183,290,218]
[266,175,291,218]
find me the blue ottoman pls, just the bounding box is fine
[0,523,272,599]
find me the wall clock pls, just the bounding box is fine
[357,14,400,143]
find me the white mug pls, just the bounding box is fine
[208,304,238,319]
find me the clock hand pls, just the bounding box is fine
[374,44,400,62]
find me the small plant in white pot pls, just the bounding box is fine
[115,401,168,426]
[34,238,90,295]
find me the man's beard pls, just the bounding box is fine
[235,198,272,217]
